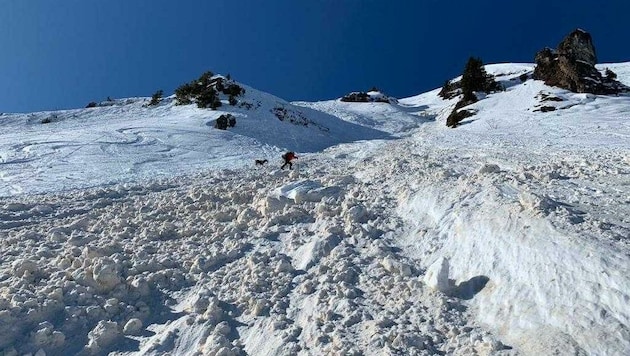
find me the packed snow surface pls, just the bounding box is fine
[1,63,629,355]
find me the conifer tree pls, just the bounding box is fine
[148,90,163,106]
[461,57,486,102]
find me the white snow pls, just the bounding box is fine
[1,62,629,355]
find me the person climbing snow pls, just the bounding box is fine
[281,151,297,170]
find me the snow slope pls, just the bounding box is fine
[1,63,629,355]
[0,83,386,197]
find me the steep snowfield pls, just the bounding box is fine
[1,63,629,355]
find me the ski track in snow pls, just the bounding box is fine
[0,64,629,355]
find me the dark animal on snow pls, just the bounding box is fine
[255,159,268,166]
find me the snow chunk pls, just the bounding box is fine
[123,318,143,335]
[11,259,39,278]
[188,289,225,325]
[91,258,121,292]
[343,204,370,224]
[214,321,231,336]
[85,321,120,354]
[32,322,65,349]
[423,257,451,293]
[272,179,340,204]
[381,257,412,276]
[255,195,290,216]
[518,190,556,216]
[478,163,501,174]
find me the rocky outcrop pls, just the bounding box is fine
[533,29,628,94]
[340,90,397,103]
[557,29,597,66]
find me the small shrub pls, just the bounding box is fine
[438,80,455,99]
[175,83,194,105]
[223,83,245,97]
[175,71,214,105]
[605,68,617,80]
[41,113,58,124]
[174,71,244,108]
[197,71,214,86]
[460,56,502,102]
[214,78,225,92]
[340,92,370,102]
[196,87,218,108]
[519,73,529,82]
[148,89,163,106]
[239,101,253,110]
[86,102,97,108]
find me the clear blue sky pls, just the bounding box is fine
[1,0,629,113]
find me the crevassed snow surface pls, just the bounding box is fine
[0,63,629,355]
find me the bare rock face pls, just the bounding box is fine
[558,29,597,66]
[533,29,628,94]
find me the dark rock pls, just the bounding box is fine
[533,29,629,95]
[537,92,564,102]
[438,80,461,99]
[215,114,235,130]
[446,109,475,128]
[270,106,329,131]
[558,29,597,66]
